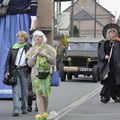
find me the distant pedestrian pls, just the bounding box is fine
[56,39,66,71]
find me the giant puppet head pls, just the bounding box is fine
[102,23,120,40]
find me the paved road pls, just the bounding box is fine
[57,93,120,120]
[2,79,115,120]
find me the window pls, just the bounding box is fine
[67,42,98,51]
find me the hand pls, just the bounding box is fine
[105,55,109,59]
[112,37,120,42]
[5,72,10,80]
[115,37,120,42]
[39,49,47,57]
[34,48,41,56]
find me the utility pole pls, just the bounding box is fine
[56,0,61,35]
[70,0,74,37]
[94,0,97,38]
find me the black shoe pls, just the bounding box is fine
[12,112,19,117]
[114,97,120,103]
[27,106,32,112]
[100,97,110,103]
[22,110,27,114]
[34,106,38,112]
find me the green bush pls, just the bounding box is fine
[74,25,80,37]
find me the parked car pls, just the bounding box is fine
[59,37,102,82]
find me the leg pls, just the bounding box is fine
[100,85,106,96]
[34,100,38,112]
[12,76,20,116]
[104,89,110,102]
[43,96,48,112]
[100,85,110,103]
[27,95,33,112]
[36,93,48,115]
[27,75,33,112]
[111,85,120,102]
[108,75,120,102]
[115,85,120,98]
[111,85,117,100]
[19,69,28,113]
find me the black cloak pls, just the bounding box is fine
[98,40,120,85]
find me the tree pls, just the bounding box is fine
[74,25,80,37]
[60,35,68,47]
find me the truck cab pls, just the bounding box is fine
[59,37,102,82]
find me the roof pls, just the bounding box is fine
[73,10,94,20]
[68,37,102,43]
[64,0,114,18]
[73,9,104,27]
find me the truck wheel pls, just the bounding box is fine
[60,72,66,81]
[67,74,72,80]
[92,65,98,83]
[74,74,78,78]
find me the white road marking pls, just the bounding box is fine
[67,113,120,116]
[54,86,102,120]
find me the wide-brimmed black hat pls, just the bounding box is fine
[102,23,120,38]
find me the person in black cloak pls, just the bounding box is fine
[98,23,120,103]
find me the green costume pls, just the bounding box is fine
[32,45,51,97]
[12,42,25,49]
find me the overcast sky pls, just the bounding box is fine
[99,0,120,18]
[61,0,120,19]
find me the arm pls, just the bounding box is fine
[98,41,106,62]
[45,45,56,65]
[5,47,12,73]
[110,37,120,42]
[26,47,37,67]
[5,47,12,79]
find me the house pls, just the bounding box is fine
[58,0,115,37]
[57,12,70,35]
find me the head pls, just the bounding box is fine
[102,23,120,40]
[32,30,47,46]
[16,31,28,43]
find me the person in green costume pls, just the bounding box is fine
[26,30,56,120]
[5,31,31,117]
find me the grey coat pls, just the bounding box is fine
[26,44,56,77]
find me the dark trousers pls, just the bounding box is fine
[100,72,118,100]
[100,85,117,100]
[28,95,33,107]
[27,74,33,107]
